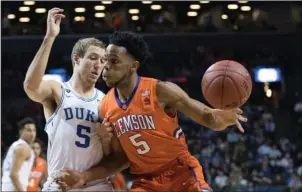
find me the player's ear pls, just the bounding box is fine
[72,54,80,66]
[131,61,140,71]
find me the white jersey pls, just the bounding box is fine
[44,81,106,181]
[2,139,35,191]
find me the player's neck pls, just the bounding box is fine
[116,73,138,101]
[69,75,95,96]
[20,137,31,144]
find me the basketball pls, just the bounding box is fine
[201,60,252,110]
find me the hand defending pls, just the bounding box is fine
[96,118,114,156]
[56,168,86,191]
[46,7,65,38]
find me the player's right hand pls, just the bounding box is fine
[56,168,86,191]
[212,108,247,133]
[46,7,65,38]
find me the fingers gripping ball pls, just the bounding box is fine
[201,60,252,110]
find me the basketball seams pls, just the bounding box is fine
[228,72,252,102]
[226,76,242,106]
[205,69,249,80]
[221,60,231,109]
[204,75,225,101]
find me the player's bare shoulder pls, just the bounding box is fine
[156,81,188,108]
[48,80,62,102]
[15,144,31,159]
[39,80,62,105]
[40,80,63,119]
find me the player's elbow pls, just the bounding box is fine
[23,80,38,92]
[23,81,38,100]
[23,80,48,103]
[9,172,18,181]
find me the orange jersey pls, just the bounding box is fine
[27,157,47,192]
[100,77,188,174]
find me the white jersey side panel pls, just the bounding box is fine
[45,82,105,176]
[2,139,35,191]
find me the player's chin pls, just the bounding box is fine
[88,76,99,83]
[105,81,115,88]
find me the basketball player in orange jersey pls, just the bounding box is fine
[57,31,247,192]
[27,142,47,192]
[110,172,126,191]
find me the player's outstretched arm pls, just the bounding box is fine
[82,137,129,182]
[10,144,31,191]
[156,81,247,132]
[24,8,65,103]
[57,137,129,190]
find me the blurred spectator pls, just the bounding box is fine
[257,140,272,156]
[227,128,241,144]
[279,153,294,171]
[214,170,228,189]
[268,144,282,159]
[294,100,302,113]
[288,174,302,192]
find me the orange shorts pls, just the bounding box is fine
[130,153,212,192]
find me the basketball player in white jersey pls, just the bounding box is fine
[23,8,119,191]
[2,117,36,191]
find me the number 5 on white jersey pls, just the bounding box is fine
[129,133,150,155]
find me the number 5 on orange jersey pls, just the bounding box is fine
[129,133,150,155]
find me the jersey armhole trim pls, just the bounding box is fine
[45,85,65,126]
[64,82,99,102]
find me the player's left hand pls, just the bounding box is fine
[212,108,247,133]
[96,118,114,156]
[56,168,86,191]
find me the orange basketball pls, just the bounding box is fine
[201,60,252,110]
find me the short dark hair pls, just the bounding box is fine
[109,31,150,64]
[18,117,35,131]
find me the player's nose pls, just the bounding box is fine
[102,62,108,71]
[94,62,102,71]
[102,59,111,71]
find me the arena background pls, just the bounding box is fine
[2,1,302,191]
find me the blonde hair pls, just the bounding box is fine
[71,38,105,67]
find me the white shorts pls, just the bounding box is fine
[2,182,27,191]
[42,171,113,192]
[2,183,17,192]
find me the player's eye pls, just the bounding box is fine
[90,56,97,60]
[111,59,118,64]
[101,58,107,63]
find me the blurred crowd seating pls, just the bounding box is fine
[2,1,302,35]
